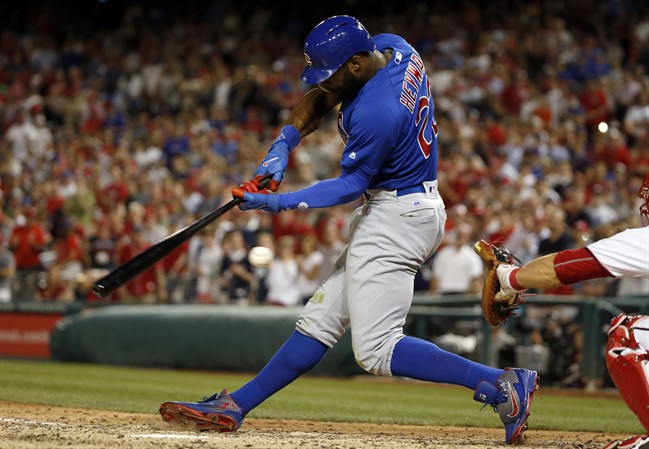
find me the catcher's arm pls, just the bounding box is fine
[473,240,523,327]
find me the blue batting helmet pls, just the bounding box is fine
[301,15,376,85]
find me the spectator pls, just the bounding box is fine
[5,111,39,162]
[296,233,325,304]
[539,311,582,387]
[219,229,255,305]
[87,222,117,271]
[8,206,52,299]
[579,77,612,133]
[115,226,164,304]
[623,85,649,144]
[160,223,190,303]
[63,176,97,229]
[538,206,574,255]
[430,223,483,295]
[0,240,16,303]
[97,165,130,214]
[36,264,74,302]
[8,206,50,271]
[586,187,619,227]
[195,229,224,304]
[265,235,300,307]
[535,207,575,295]
[316,219,346,281]
[51,219,88,284]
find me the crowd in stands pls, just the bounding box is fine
[1,0,648,384]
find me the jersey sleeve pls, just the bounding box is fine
[278,102,398,210]
[279,169,371,210]
[339,104,396,179]
[373,33,408,52]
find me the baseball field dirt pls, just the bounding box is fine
[0,400,630,449]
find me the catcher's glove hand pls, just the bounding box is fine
[473,239,522,327]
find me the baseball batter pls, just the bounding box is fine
[491,172,649,449]
[160,15,538,444]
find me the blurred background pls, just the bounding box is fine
[0,0,648,389]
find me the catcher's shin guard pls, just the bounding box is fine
[606,314,649,433]
[602,434,649,449]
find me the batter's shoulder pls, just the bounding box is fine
[373,33,410,52]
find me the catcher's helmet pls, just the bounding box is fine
[640,172,649,226]
[301,15,375,85]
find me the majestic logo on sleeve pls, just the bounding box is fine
[304,53,312,67]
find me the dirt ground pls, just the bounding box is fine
[0,400,631,449]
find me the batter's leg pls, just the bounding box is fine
[228,208,367,412]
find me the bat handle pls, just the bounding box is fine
[257,175,272,190]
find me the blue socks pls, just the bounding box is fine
[230,332,503,414]
[230,330,327,413]
[390,336,503,389]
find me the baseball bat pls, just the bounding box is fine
[92,176,271,298]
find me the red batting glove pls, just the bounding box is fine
[232,175,267,199]
[269,179,280,192]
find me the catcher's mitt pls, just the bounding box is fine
[473,239,522,327]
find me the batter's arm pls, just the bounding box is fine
[249,88,342,192]
[286,88,342,138]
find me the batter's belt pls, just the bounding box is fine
[365,180,439,199]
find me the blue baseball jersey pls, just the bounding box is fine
[338,33,438,190]
[280,33,438,210]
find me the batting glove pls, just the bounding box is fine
[238,191,282,213]
[255,125,300,191]
[231,175,266,199]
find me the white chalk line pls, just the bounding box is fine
[128,434,208,439]
[0,417,207,439]
[0,417,70,428]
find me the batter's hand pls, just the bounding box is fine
[255,125,301,192]
[237,191,282,213]
[255,141,290,192]
[231,175,266,199]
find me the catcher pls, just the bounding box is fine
[475,172,649,449]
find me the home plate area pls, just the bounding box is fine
[0,401,625,449]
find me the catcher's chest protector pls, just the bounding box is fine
[606,314,649,432]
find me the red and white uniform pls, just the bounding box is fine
[606,315,649,434]
[552,174,649,448]
[552,174,649,285]
[588,227,649,278]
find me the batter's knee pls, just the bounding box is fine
[295,318,343,348]
[352,334,401,376]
